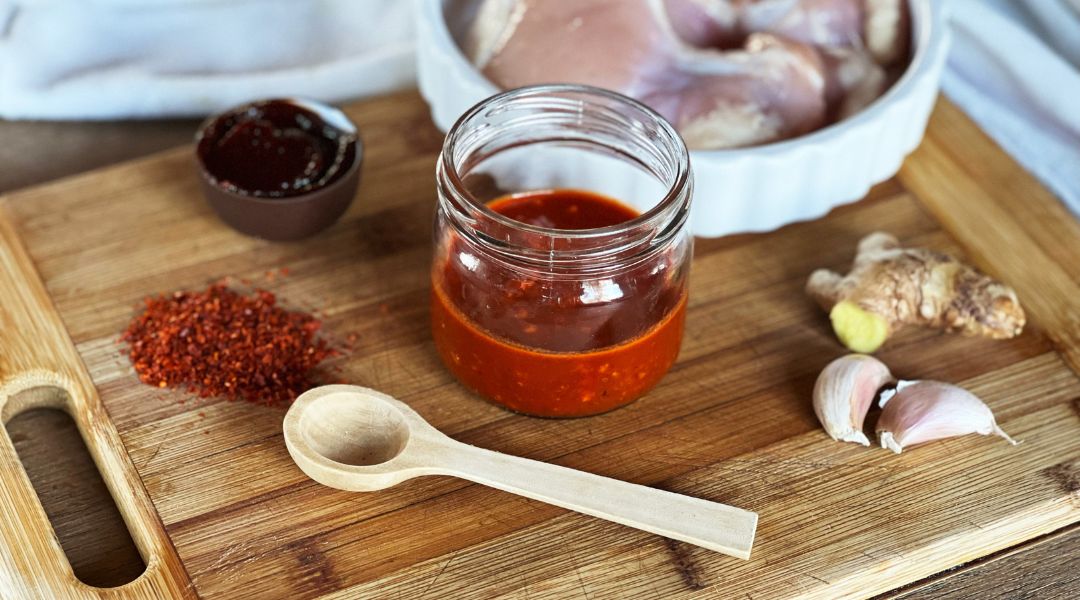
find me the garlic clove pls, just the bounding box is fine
[877,379,916,407]
[813,354,894,446]
[876,380,1018,453]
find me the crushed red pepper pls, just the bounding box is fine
[121,283,334,405]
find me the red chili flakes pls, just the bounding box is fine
[121,283,335,405]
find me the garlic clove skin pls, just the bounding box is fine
[877,379,916,407]
[813,354,894,446]
[876,380,1018,453]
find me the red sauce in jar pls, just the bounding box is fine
[431,189,687,417]
[197,99,357,198]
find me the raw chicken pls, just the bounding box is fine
[467,0,681,100]
[662,0,909,67]
[466,0,829,149]
[660,0,903,119]
[821,46,888,120]
[466,0,909,149]
[647,34,829,148]
[663,0,865,51]
[863,0,910,67]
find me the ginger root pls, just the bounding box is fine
[806,232,1025,353]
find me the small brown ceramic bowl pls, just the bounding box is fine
[195,98,363,241]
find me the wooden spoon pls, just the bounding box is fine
[283,385,757,559]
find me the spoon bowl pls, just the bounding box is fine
[299,390,410,467]
[285,385,443,492]
[284,384,758,559]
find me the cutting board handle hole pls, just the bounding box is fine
[4,386,147,588]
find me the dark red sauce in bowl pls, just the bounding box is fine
[197,99,358,199]
[194,98,363,241]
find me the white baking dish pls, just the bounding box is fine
[414,0,950,237]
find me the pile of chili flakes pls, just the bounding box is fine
[121,283,335,405]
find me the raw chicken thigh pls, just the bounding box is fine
[663,0,903,120]
[644,33,828,148]
[663,0,866,51]
[467,0,686,101]
[465,0,909,149]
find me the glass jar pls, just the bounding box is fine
[431,84,693,418]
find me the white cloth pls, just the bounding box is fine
[944,0,1080,216]
[0,0,416,119]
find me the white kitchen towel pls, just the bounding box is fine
[943,0,1080,216]
[0,0,416,119]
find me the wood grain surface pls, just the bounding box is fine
[6,405,145,588]
[0,91,1078,599]
[0,205,193,598]
[0,119,196,194]
[885,523,1080,599]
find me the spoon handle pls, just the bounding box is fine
[438,441,757,559]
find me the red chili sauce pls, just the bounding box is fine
[432,189,687,417]
[197,100,357,198]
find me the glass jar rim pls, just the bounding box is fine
[438,84,692,242]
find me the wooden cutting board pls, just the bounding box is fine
[1,91,1079,599]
